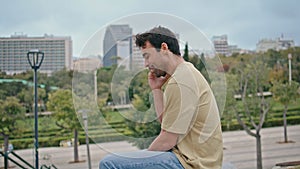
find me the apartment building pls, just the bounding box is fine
[212,35,229,56]
[256,36,295,52]
[0,33,72,74]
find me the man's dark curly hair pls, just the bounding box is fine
[135,26,181,56]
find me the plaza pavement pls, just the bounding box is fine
[1,125,299,169]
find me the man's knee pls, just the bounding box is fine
[99,154,115,169]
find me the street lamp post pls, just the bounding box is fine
[27,49,44,169]
[81,110,91,169]
[288,53,292,85]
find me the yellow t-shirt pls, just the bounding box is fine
[161,62,223,169]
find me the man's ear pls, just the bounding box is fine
[161,42,168,51]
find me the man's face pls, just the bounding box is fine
[141,41,167,77]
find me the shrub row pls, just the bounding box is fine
[7,133,131,150]
[8,136,70,149]
[2,112,300,150]
[221,115,300,131]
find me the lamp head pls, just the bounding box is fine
[27,49,44,69]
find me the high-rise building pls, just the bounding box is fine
[0,33,72,74]
[103,25,132,69]
[131,35,144,70]
[256,36,295,52]
[212,35,228,56]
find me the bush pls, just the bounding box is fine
[2,104,299,150]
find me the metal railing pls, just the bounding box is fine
[40,164,58,169]
[1,149,34,169]
[1,149,58,169]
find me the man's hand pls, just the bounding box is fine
[148,70,170,90]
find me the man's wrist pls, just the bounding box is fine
[152,88,163,96]
[151,88,162,92]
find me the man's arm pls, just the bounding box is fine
[148,71,170,123]
[152,89,164,123]
[148,129,179,151]
[148,72,177,151]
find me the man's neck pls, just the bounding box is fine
[167,55,184,75]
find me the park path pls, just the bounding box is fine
[223,125,300,169]
[1,125,299,169]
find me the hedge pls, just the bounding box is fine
[1,108,299,150]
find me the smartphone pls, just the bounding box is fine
[153,68,167,77]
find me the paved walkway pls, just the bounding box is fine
[1,125,299,169]
[223,125,300,169]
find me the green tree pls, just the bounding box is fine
[132,94,149,112]
[198,53,210,83]
[269,63,285,83]
[0,89,6,100]
[17,87,47,113]
[232,59,270,169]
[222,74,239,130]
[197,53,206,71]
[47,68,73,89]
[11,70,33,81]
[265,49,282,68]
[128,70,150,107]
[189,54,199,67]
[17,88,33,113]
[97,66,117,105]
[0,97,25,153]
[0,81,26,98]
[270,47,300,84]
[189,53,210,83]
[47,89,81,162]
[183,42,189,61]
[270,81,300,142]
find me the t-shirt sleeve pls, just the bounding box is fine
[161,82,198,134]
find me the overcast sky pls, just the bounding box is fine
[1,0,299,57]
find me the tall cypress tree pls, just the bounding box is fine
[198,53,210,83]
[183,42,189,61]
[197,53,206,71]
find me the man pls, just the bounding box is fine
[100,26,223,169]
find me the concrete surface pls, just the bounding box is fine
[1,125,299,169]
[223,125,300,169]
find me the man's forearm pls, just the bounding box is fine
[148,130,178,151]
[152,89,164,123]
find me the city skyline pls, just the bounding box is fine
[1,0,299,57]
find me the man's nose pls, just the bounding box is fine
[144,60,149,68]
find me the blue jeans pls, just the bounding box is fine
[99,150,184,169]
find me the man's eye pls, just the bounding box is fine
[143,54,149,59]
